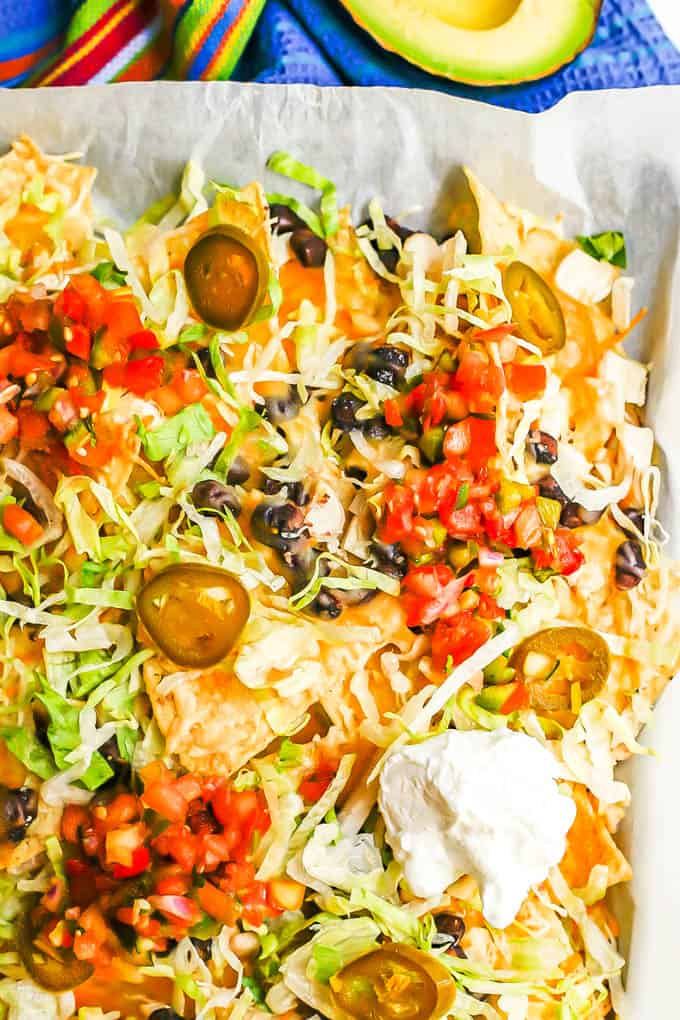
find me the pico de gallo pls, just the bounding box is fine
[0,137,677,1020]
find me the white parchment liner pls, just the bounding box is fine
[1,80,679,1016]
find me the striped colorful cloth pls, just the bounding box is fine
[1,0,678,113]
[0,0,265,87]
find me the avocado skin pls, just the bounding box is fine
[339,0,602,88]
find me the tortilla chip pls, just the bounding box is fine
[144,658,316,776]
[561,784,632,890]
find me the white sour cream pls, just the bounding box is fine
[378,728,576,929]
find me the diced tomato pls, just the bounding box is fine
[440,500,482,539]
[431,612,492,671]
[5,336,57,379]
[229,789,259,824]
[467,417,497,472]
[500,682,531,715]
[122,355,164,396]
[54,285,88,324]
[412,462,461,516]
[0,405,18,444]
[505,362,547,400]
[152,825,198,872]
[3,503,44,545]
[104,822,147,868]
[68,434,116,470]
[172,368,207,404]
[240,879,277,925]
[62,805,90,844]
[532,528,584,577]
[48,393,78,433]
[128,329,158,351]
[111,845,150,879]
[64,323,91,361]
[155,872,191,896]
[143,781,190,824]
[100,793,140,830]
[148,894,201,926]
[221,861,256,893]
[173,774,202,803]
[401,563,466,627]
[470,323,516,345]
[197,882,238,924]
[477,592,506,620]
[268,878,305,911]
[7,292,51,333]
[443,419,472,459]
[383,397,403,427]
[453,349,505,412]
[380,483,415,544]
[16,407,51,451]
[299,774,333,803]
[513,503,543,549]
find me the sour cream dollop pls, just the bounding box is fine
[378,729,576,929]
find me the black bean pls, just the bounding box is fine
[285,541,319,583]
[226,456,250,486]
[262,479,308,506]
[1,787,38,843]
[368,364,401,389]
[348,344,409,388]
[435,913,466,945]
[331,393,364,432]
[527,430,558,465]
[336,588,378,607]
[370,541,408,580]
[149,1009,184,1020]
[362,215,414,273]
[99,735,131,785]
[269,203,307,234]
[620,505,646,534]
[577,506,604,526]
[560,501,604,529]
[191,937,213,962]
[290,228,328,269]
[250,502,307,551]
[362,415,391,440]
[385,215,415,245]
[615,540,646,590]
[346,466,367,482]
[192,479,241,517]
[310,590,343,619]
[263,386,301,424]
[537,475,569,507]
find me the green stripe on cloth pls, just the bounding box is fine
[16,0,266,87]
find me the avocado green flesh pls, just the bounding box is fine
[340,0,600,86]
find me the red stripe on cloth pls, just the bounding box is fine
[46,0,157,86]
[35,0,131,84]
[0,36,60,82]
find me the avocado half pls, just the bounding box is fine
[339,0,602,87]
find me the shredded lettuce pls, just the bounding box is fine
[290,552,399,611]
[267,191,324,236]
[267,152,338,237]
[35,683,113,790]
[576,231,627,269]
[138,403,215,462]
[282,917,380,1011]
[348,887,432,948]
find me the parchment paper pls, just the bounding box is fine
[1,80,679,1017]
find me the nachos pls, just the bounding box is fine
[0,138,677,1020]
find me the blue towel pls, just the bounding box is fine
[235,0,680,112]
